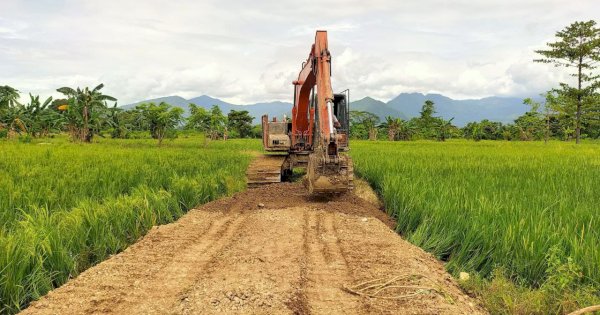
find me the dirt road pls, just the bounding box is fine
[22,182,485,314]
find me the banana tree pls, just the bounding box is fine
[350,110,380,140]
[0,85,21,109]
[436,117,455,141]
[22,94,61,137]
[104,103,127,138]
[0,93,60,138]
[57,84,116,142]
[383,116,403,141]
[0,86,21,133]
[1,104,28,137]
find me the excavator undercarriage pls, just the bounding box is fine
[246,151,354,194]
[246,155,288,188]
[246,30,353,195]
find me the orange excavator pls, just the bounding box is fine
[246,30,353,194]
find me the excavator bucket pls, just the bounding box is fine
[306,154,354,195]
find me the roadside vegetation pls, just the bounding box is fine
[351,140,600,313]
[0,136,259,314]
[0,84,257,145]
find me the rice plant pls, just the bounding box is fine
[0,136,259,314]
[351,140,600,311]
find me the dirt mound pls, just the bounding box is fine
[22,181,485,314]
[203,181,394,227]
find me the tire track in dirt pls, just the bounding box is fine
[113,214,249,314]
[173,208,307,314]
[284,209,311,315]
[22,181,486,315]
[304,210,360,314]
[109,197,252,314]
[53,213,221,314]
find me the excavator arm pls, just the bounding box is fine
[293,31,352,194]
[292,31,336,150]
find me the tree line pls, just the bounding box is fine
[3,81,597,144]
[350,100,457,141]
[2,20,597,144]
[0,84,256,144]
[351,20,600,142]
[350,96,599,142]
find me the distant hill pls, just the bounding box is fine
[123,93,530,126]
[122,96,189,109]
[123,95,292,124]
[387,93,528,126]
[350,97,408,120]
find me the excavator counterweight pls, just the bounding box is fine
[246,30,353,195]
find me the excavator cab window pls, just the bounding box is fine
[309,91,349,129]
[333,93,349,133]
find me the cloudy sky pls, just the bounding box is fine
[1,0,598,105]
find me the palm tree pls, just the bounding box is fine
[57,83,116,142]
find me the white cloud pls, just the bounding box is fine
[0,0,598,104]
[0,19,28,39]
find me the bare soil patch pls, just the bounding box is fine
[22,181,485,314]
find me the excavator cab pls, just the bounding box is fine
[332,92,350,151]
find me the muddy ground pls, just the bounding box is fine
[22,181,485,314]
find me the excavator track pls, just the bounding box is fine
[246,155,287,188]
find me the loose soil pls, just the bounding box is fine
[22,181,486,314]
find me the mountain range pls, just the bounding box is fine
[122,93,530,127]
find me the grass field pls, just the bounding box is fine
[351,140,600,312]
[3,137,600,314]
[0,136,259,314]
